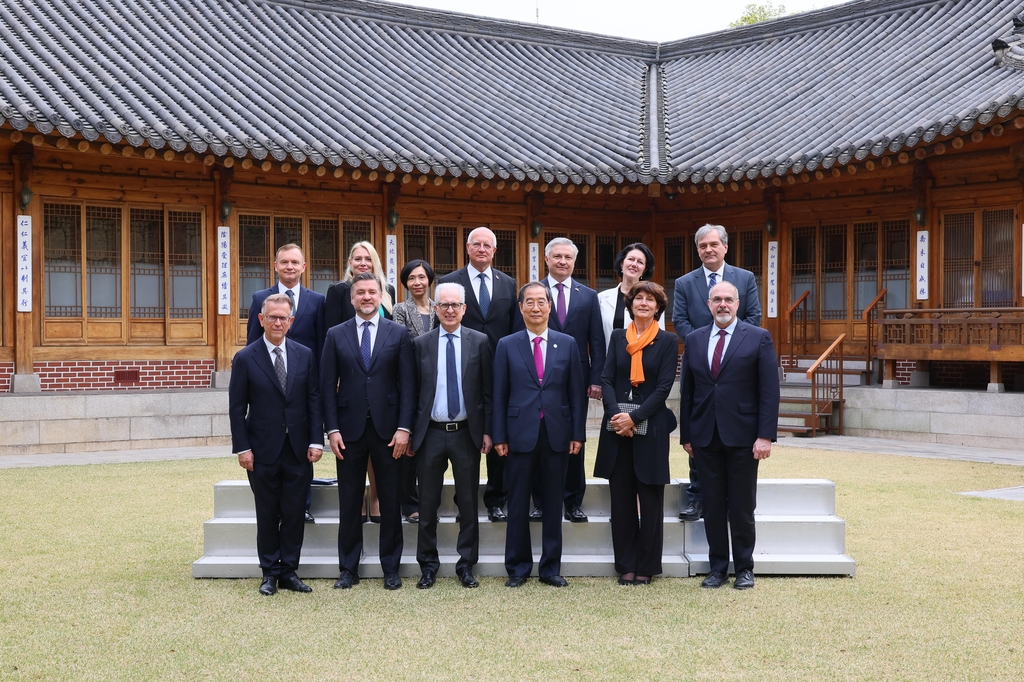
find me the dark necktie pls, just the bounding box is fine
[272,346,287,391]
[284,288,295,317]
[555,282,567,327]
[477,272,490,317]
[711,329,727,379]
[533,336,544,418]
[708,272,718,290]
[361,320,372,370]
[445,333,460,420]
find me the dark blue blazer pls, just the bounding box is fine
[246,285,326,364]
[678,321,780,449]
[671,264,761,339]
[228,338,323,462]
[546,279,606,388]
[320,317,415,442]
[492,329,587,453]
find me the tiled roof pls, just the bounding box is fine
[1,0,1023,185]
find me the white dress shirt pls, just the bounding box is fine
[469,265,494,304]
[431,326,468,422]
[277,281,300,313]
[707,317,738,371]
[703,264,726,289]
[354,313,380,354]
[547,275,573,312]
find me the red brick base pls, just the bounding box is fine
[31,360,215,392]
[894,360,916,385]
[0,362,12,392]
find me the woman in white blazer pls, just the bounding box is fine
[598,242,664,348]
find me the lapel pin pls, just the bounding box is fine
[553,343,558,349]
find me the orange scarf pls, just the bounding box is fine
[625,320,658,386]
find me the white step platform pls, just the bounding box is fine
[193,478,855,579]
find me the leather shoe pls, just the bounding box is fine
[733,569,755,590]
[417,570,436,589]
[564,506,588,522]
[540,575,568,587]
[258,576,277,596]
[333,570,359,589]
[529,507,543,521]
[456,568,479,588]
[505,575,528,588]
[304,510,315,524]
[383,572,402,590]
[701,571,729,588]
[487,506,507,522]
[278,575,312,593]
[679,502,702,521]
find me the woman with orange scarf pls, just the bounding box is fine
[594,281,678,585]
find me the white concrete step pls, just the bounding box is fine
[783,370,864,387]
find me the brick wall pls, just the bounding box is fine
[32,360,215,392]
[0,362,12,392]
[894,360,916,385]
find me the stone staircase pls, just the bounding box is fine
[778,355,871,437]
[193,478,855,579]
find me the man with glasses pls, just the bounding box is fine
[409,283,493,589]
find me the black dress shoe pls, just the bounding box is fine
[258,576,277,596]
[679,502,702,522]
[701,571,729,588]
[733,569,755,590]
[529,507,543,521]
[633,576,652,585]
[487,506,507,522]
[540,575,569,587]
[383,572,402,590]
[334,570,359,589]
[278,575,312,593]
[305,510,315,524]
[369,514,381,524]
[417,570,436,589]
[617,573,635,586]
[505,575,528,588]
[405,512,420,523]
[564,506,588,522]
[456,568,479,588]
[361,513,369,523]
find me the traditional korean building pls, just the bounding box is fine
[2,0,1024,409]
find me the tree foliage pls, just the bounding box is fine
[729,1,787,27]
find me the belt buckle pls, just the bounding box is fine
[445,422,458,432]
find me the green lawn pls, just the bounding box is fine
[1,444,1022,681]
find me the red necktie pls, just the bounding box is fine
[711,329,727,379]
[533,336,544,418]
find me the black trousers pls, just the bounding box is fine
[505,422,568,578]
[608,438,664,576]
[416,426,480,573]
[482,447,507,509]
[335,415,403,575]
[400,453,419,517]
[247,440,311,579]
[685,457,702,506]
[692,427,759,575]
[531,441,587,513]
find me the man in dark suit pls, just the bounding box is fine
[438,226,523,522]
[532,237,604,523]
[321,272,415,591]
[410,282,493,589]
[671,224,762,523]
[679,281,779,591]
[494,281,587,588]
[229,293,324,596]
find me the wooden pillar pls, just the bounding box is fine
[988,360,1004,393]
[10,144,40,391]
[212,168,234,381]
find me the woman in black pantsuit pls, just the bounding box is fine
[594,281,678,585]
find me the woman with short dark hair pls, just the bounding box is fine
[597,243,663,347]
[392,259,436,339]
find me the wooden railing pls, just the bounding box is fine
[861,288,887,384]
[805,333,846,437]
[785,290,810,365]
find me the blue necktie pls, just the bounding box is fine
[361,320,372,370]
[445,333,460,420]
[477,272,490,317]
[708,272,717,290]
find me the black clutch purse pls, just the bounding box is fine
[606,402,649,436]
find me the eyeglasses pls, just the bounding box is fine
[710,297,737,305]
[435,302,465,311]
[468,241,495,250]
[263,315,291,323]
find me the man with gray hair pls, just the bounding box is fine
[671,224,761,522]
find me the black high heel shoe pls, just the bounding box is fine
[633,576,652,585]
[618,573,635,585]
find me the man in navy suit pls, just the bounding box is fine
[679,281,779,591]
[671,224,762,523]
[229,293,324,596]
[438,227,523,522]
[321,272,415,591]
[494,281,587,588]
[246,244,326,365]
[532,237,604,523]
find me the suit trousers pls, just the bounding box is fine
[686,457,702,506]
[416,426,481,573]
[692,426,759,575]
[247,440,311,579]
[608,437,665,576]
[400,453,419,517]
[505,421,569,578]
[335,414,404,575]
[532,441,586,512]
[483,447,507,509]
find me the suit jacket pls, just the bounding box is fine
[392,298,434,339]
[492,329,587,453]
[228,338,323,463]
[246,284,326,363]
[411,326,493,452]
[593,328,678,485]
[671,264,761,340]
[597,286,665,350]
[438,266,522,352]
[320,317,415,442]
[324,280,397,330]
[678,320,780,449]
[546,278,606,388]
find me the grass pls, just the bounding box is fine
[1,444,1023,680]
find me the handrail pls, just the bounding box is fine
[860,290,888,322]
[804,333,847,377]
[787,290,810,317]
[805,333,845,437]
[785,290,810,366]
[862,288,886,385]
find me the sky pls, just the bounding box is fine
[389,0,851,42]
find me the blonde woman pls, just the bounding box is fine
[324,241,396,329]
